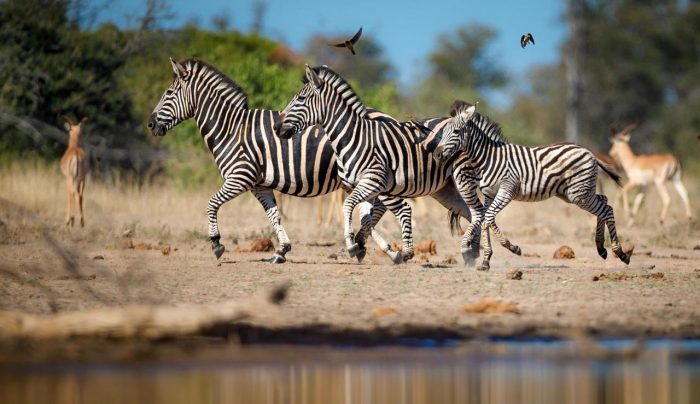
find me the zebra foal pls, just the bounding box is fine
[431,100,630,269]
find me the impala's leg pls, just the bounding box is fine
[478,181,519,271]
[620,183,634,220]
[252,188,293,264]
[671,173,692,219]
[65,181,73,227]
[628,186,646,226]
[343,174,386,258]
[78,180,85,228]
[654,180,671,225]
[207,174,256,259]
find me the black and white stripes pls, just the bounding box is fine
[148,58,415,263]
[432,101,630,269]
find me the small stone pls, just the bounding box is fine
[92,255,104,260]
[621,241,635,256]
[506,269,523,280]
[553,245,575,259]
[415,240,437,255]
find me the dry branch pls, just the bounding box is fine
[0,285,288,341]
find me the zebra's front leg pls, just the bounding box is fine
[207,175,255,259]
[477,182,518,271]
[378,196,414,263]
[452,165,484,266]
[343,177,386,259]
[483,196,521,256]
[253,188,292,264]
[352,201,376,263]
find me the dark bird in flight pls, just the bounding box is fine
[330,27,363,55]
[521,33,535,48]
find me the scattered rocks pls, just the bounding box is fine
[92,255,104,260]
[372,306,399,317]
[640,272,664,280]
[553,245,575,259]
[593,272,664,281]
[462,299,520,315]
[415,240,437,255]
[57,274,96,281]
[506,269,523,280]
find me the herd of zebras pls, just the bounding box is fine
[145,57,665,269]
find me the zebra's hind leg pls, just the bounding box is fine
[353,201,377,263]
[476,182,519,270]
[477,227,493,271]
[489,223,521,256]
[577,193,630,264]
[207,174,255,260]
[594,195,608,259]
[382,197,414,263]
[253,188,292,264]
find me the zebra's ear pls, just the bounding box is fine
[170,57,188,79]
[305,65,322,90]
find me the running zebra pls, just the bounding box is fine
[429,100,630,269]
[275,66,504,264]
[147,58,470,263]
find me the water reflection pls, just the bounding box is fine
[2,340,699,404]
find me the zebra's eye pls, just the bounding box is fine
[166,89,174,96]
[297,95,306,103]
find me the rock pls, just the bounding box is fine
[92,255,104,260]
[522,252,541,258]
[161,246,171,255]
[372,306,399,317]
[506,269,523,280]
[553,245,575,259]
[621,241,635,256]
[462,299,520,315]
[443,255,458,265]
[248,239,274,252]
[415,240,437,255]
[693,245,700,250]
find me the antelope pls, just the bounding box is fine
[609,122,692,225]
[59,115,89,227]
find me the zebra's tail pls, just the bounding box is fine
[448,209,463,236]
[597,158,622,187]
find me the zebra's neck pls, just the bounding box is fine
[465,127,509,169]
[192,92,248,151]
[322,96,366,158]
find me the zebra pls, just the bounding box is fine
[146,58,466,263]
[429,100,631,270]
[274,65,519,265]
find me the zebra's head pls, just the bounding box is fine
[433,100,477,163]
[148,58,194,137]
[275,65,326,139]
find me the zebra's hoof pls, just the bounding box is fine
[390,251,404,265]
[597,247,608,260]
[512,245,522,256]
[270,254,286,264]
[347,243,361,258]
[476,262,490,271]
[355,248,367,263]
[618,252,630,265]
[402,251,414,262]
[213,244,225,260]
[462,250,476,267]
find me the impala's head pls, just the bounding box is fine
[433,100,477,163]
[148,58,194,137]
[608,121,637,160]
[275,65,327,140]
[60,115,88,139]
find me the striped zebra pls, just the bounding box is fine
[430,100,631,270]
[275,66,500,264]
[146,58,467,263]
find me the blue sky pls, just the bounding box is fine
[96,0,567,105]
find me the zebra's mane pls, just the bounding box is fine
[304,66,368,119]
[467,113,508,144]
[182,58,249,110]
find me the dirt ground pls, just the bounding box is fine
[1,165,699,342]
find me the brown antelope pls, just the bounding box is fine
[609,122,692,225]
[59,115,89,227]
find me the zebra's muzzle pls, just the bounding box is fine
[434,144,448,162]
[148,114,167,137]
[275,122,297,139]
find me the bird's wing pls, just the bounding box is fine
[350,27,363,44]
[520,35,526,48]
[330,42,346,48]
[528,33,535,44]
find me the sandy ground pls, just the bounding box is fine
[1,166,699,342]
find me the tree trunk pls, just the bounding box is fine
[565,0,586,143]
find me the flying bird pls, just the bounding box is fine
[330,27,362,55]
[521,33,535,48]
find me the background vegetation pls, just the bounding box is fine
[1,0,699,188]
